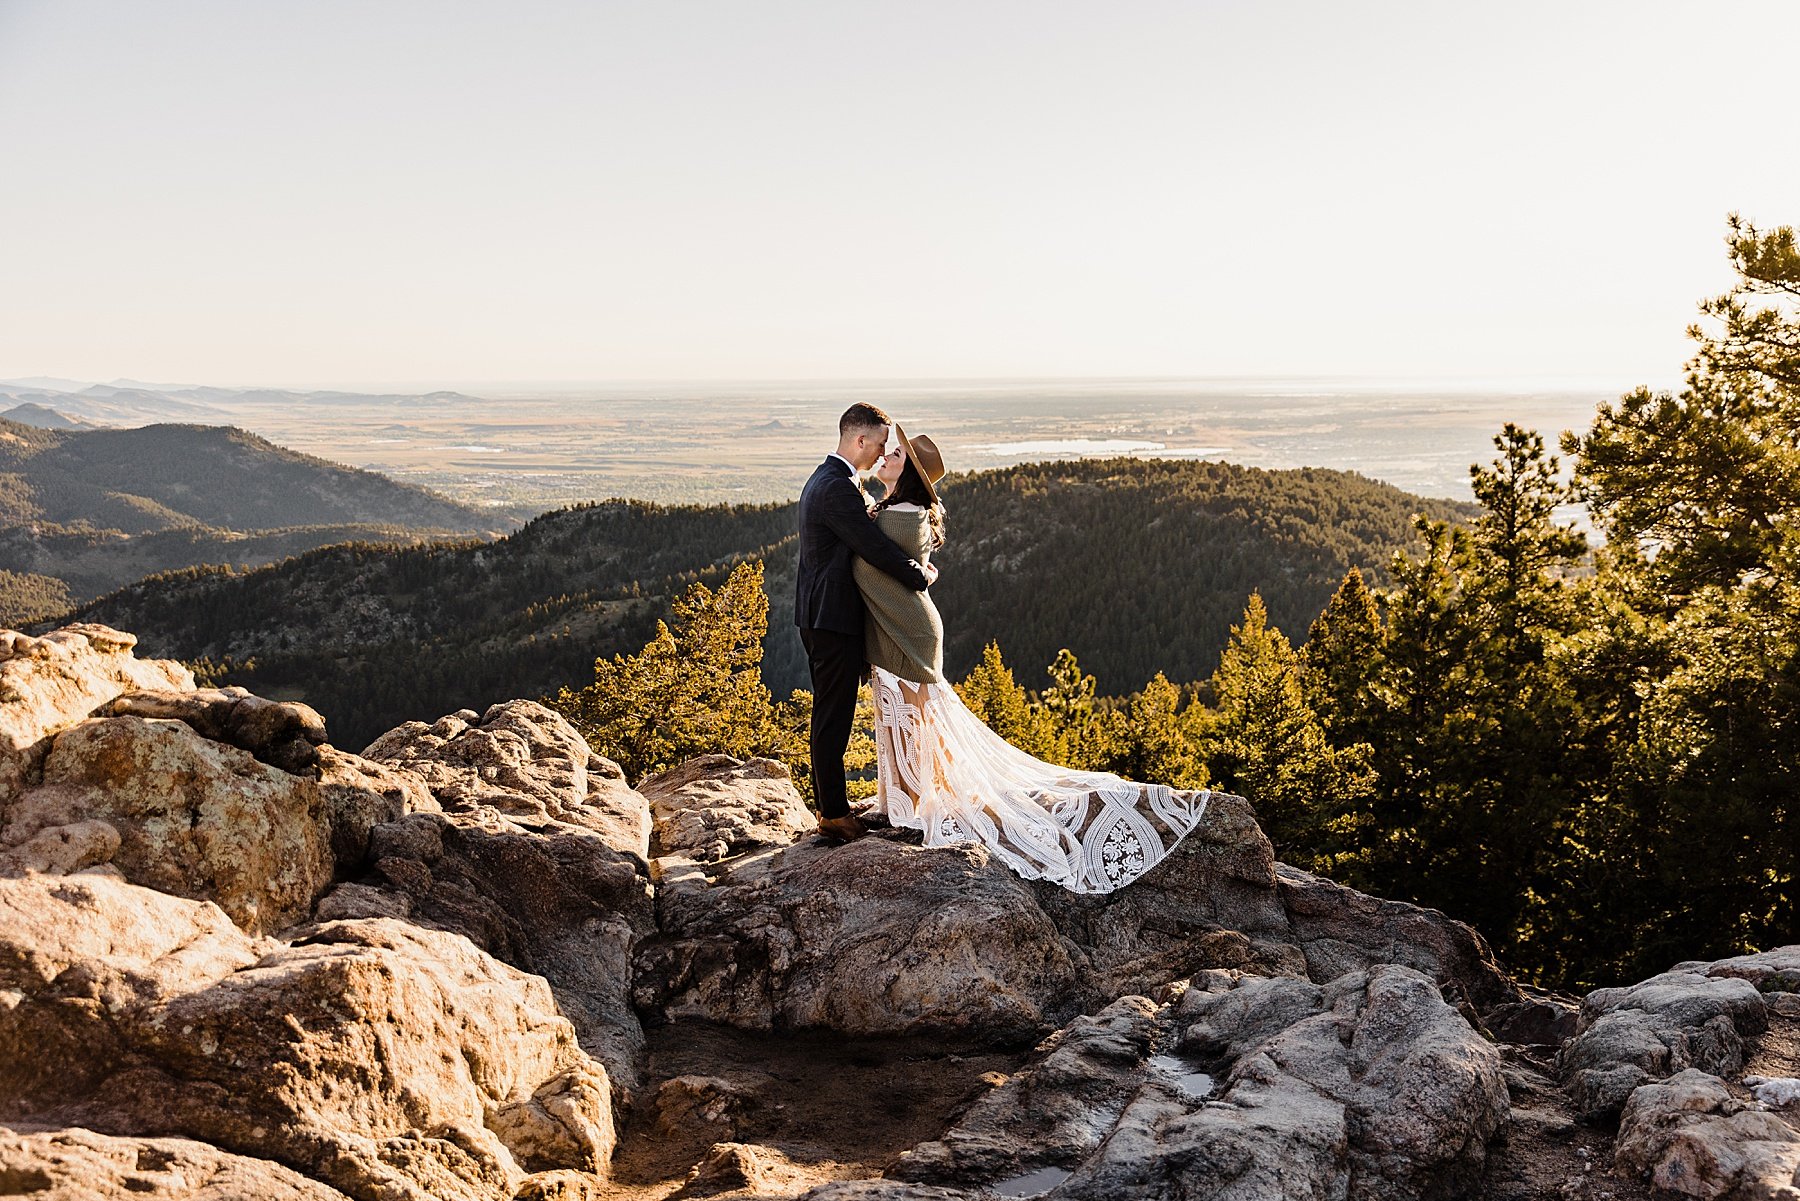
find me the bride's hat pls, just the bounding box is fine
[892,425,946,505]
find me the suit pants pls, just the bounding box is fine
[800,626,862,819]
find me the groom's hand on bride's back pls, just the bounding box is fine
[924,563,939,585]
[820,475,931,591]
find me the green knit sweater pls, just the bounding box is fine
[853,505,946,684]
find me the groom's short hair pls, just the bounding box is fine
[839,403,891,437]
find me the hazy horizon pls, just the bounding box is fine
[1,373,1623,508]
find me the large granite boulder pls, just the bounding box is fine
[0,872,266,1116]
[0,625,435,931]
[0,872,616,1201]
[335,701,656,1090]
[5,715,336,934]
[0,1126,354,1200]
[850,963,1507,1201]
[1095,965,1507,1201]
[362,700,649,861]
[637,830,1085,1040]
[637,760,1524,1046]
[1560,964,1767,1122]
[641,753,816,862]
[0,624,192,799]
[1614,1068,1800,1198]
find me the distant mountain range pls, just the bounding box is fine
[0,378,496,427]
[1,403,98,430]
[64,457,1473,749]
[0,418,516,620]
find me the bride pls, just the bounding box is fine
[849,427,1212,894]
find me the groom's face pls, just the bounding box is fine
[846,424,889,471]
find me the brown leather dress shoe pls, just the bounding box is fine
[816,814,869,843]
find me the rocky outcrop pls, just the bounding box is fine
[0,628,430,932]
[1508,946,1800,1200]
[0,624,191,797]
[0,872,615,1201]
[636,777,1523,1046]
[331,700,657,1089]
[642,753,816,862]
[833,964,1508,1201]
[20,715,334,933]
[637,832,1085,1040]
[1560,961,1767,1122]
[0,627,635,1201]
[0,1126,353,1200]
[362,700,650,862]
[0,873,265,1116]
[1614,1068,1800,1198]
[26,619,1780,1201]
[323,803,654,1090]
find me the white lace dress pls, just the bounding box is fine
[858,505,1212,894]
[870,669,1212,892]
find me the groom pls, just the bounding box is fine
[796,403,935,842]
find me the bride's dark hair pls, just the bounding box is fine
[877,457,946,550]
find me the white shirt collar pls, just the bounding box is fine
[828,452,857,475]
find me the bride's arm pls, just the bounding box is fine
[821,476,930,591]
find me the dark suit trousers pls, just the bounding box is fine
[800,626,862,819]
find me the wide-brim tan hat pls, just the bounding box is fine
[891,425,945,506]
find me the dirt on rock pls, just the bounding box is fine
[597,1021,1031,1200]
[1480,1043,1656,1201]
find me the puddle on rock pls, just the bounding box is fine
[1147,1053,1216,1098]
[990,1165,1074,1198]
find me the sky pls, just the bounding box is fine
[0,0,1794,389]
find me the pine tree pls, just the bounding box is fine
[957,641,1057,759]
[550,560,783,781]
[1035,647,1109,767]
[1100,671,1207,790]
[1300,567,1386,748]
[1199,593,1374,865]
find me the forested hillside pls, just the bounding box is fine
[0,419,517,619]
[68,500,802,742]
[67,461,1464,748]
[929,459,1466,694]
[0,420,508,531]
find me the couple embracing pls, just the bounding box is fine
[795,403,1213,895]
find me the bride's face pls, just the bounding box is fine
[875,436,906,488]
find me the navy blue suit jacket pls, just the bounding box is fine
[794,457,929,636]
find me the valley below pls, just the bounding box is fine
[2,376,1615,510]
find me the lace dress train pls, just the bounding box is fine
[869,666,1212,893]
